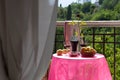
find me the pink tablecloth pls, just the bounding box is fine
[48,53,112,80]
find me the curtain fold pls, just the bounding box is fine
[0,0,57,80]
[0,0,8,79]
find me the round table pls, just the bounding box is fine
[48,53,112,80]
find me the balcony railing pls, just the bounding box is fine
[55,21,120,80]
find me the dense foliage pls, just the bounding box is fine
[66,5,72,20]
[57,0,120,20]
[56,0,120,79]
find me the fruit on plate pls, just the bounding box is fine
[56,49,63,56]
[66,48,70,52]
[62,49,68,54]
[63,49,70,54]
[80,46,97,57]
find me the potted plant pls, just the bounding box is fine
[68,20,87,50]
[68,14,87,56]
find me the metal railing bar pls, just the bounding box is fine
[114,27,116,80]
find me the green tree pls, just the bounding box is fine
[71,3,82,14]
[90,4,96,14]
[91,9,118,20]
[101,0,119,10]
[114,2,120,13]
[57,7,66,20]
[60,4,62,7]
[81,2,91,13]
[66,5,72,20]
[101,0,112,9]
[114,2,120,19]
[99,0,104,5]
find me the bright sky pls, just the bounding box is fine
[58,0,96,7]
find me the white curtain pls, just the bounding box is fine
[0,0,57,80]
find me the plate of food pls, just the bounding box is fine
[80,46,97,57]
[56,49,70,56]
